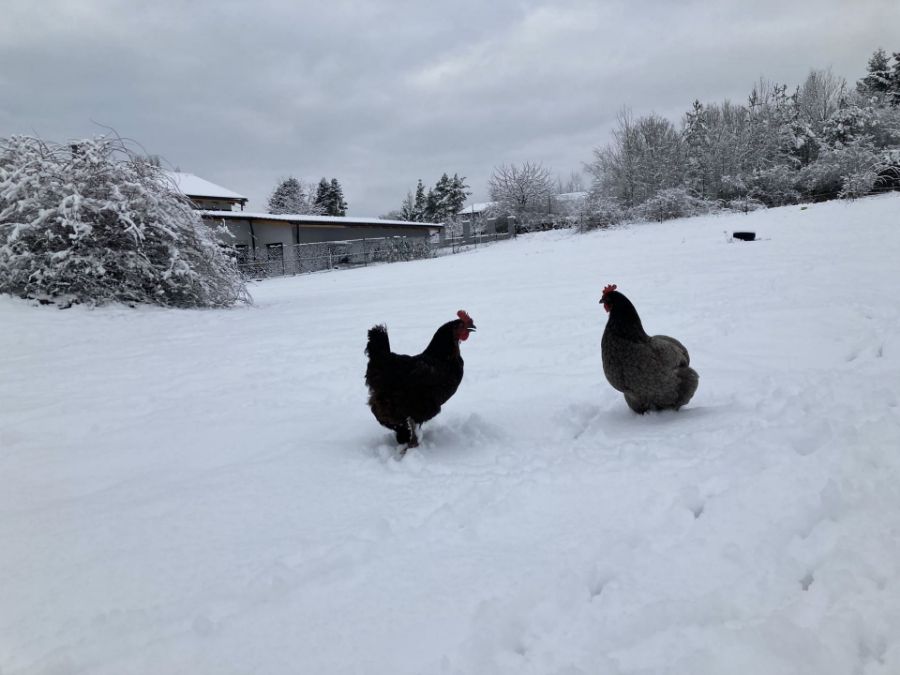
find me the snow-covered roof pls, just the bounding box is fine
[201,210,443,228]
[553,191,588,201]
[461,201,497,214]
[165,171,247,202]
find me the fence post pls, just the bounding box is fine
[363,238,368,266]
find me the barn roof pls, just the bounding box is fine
[461,201,497,214]
[201,210,443,228]
[165,171,247,202]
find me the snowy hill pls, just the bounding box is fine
[2,195,899,674]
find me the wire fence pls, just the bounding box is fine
[234,231,512,279]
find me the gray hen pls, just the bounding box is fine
[600,284,698,413]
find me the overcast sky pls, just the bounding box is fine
[2,0,897,215]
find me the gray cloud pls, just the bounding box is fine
[1,0,897,214]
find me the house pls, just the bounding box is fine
[456,193,586,234]
[166,171,248,211]
[456,201,509,235]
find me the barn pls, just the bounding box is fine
[166,171,443,275]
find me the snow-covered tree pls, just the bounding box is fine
[556,171,585,194]
[267,176,323,215]
[413,179,427,221]
[857,48,893,98]
[448,174,470,216]
[796,68,847,136]
[398,174,469,223]
[313,178,348,216]
[682,100,712,197]
[398,191,417,221]
[329,178,348,216]
[429,172,470,221]
[891,52,900,107]
[0,135,248,308]
[822,102,877,147]
[589,110,683,208]
[798,138,879,201]
[424,188,439,222]
[488,161,554,216]
[268,176,306,214]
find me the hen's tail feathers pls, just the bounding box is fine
[677,366,700,408]
[366,324,390,359]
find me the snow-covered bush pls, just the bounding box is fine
[797,141,879,201]
[724,197,767,213]
[635,188,716,222]
[840,170,878,199]
[512,213,578,234]
[747,165,801,206]
[579,193,625,231]
[0,136,249,307]
[376,236,433,263]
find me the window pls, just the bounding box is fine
[266,243,284,260]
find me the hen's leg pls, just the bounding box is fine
[405,417,419,448]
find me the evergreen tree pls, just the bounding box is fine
[267,176,306,214]
[431,173,453,220]
[448,174,470,215]
[857,48,893,97]
[314,178,330,213]
[313,177,348,216]
[682,100,711,197]
[329,178,348,216]
[424,188,440,222]
[413,179,427,221]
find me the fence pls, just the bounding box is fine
[234,231,511,279]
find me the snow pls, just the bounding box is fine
[165,171,247,201]
[2,194,900,674]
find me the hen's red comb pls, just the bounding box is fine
[457,309,473,326]
[602,284,618,296]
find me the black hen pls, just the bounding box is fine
[365,310,476,452]
[600,284,698,413]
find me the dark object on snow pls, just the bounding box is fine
[732,231,756,241]
[600,284,698,414]
[365,311,476,454]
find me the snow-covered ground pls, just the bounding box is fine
[2,195,900,675]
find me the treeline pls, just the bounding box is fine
[284,48,900,229]
[582,48,900,227]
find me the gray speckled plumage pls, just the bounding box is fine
[601,289,698,413]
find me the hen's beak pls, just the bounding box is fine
[467,325,477,332]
